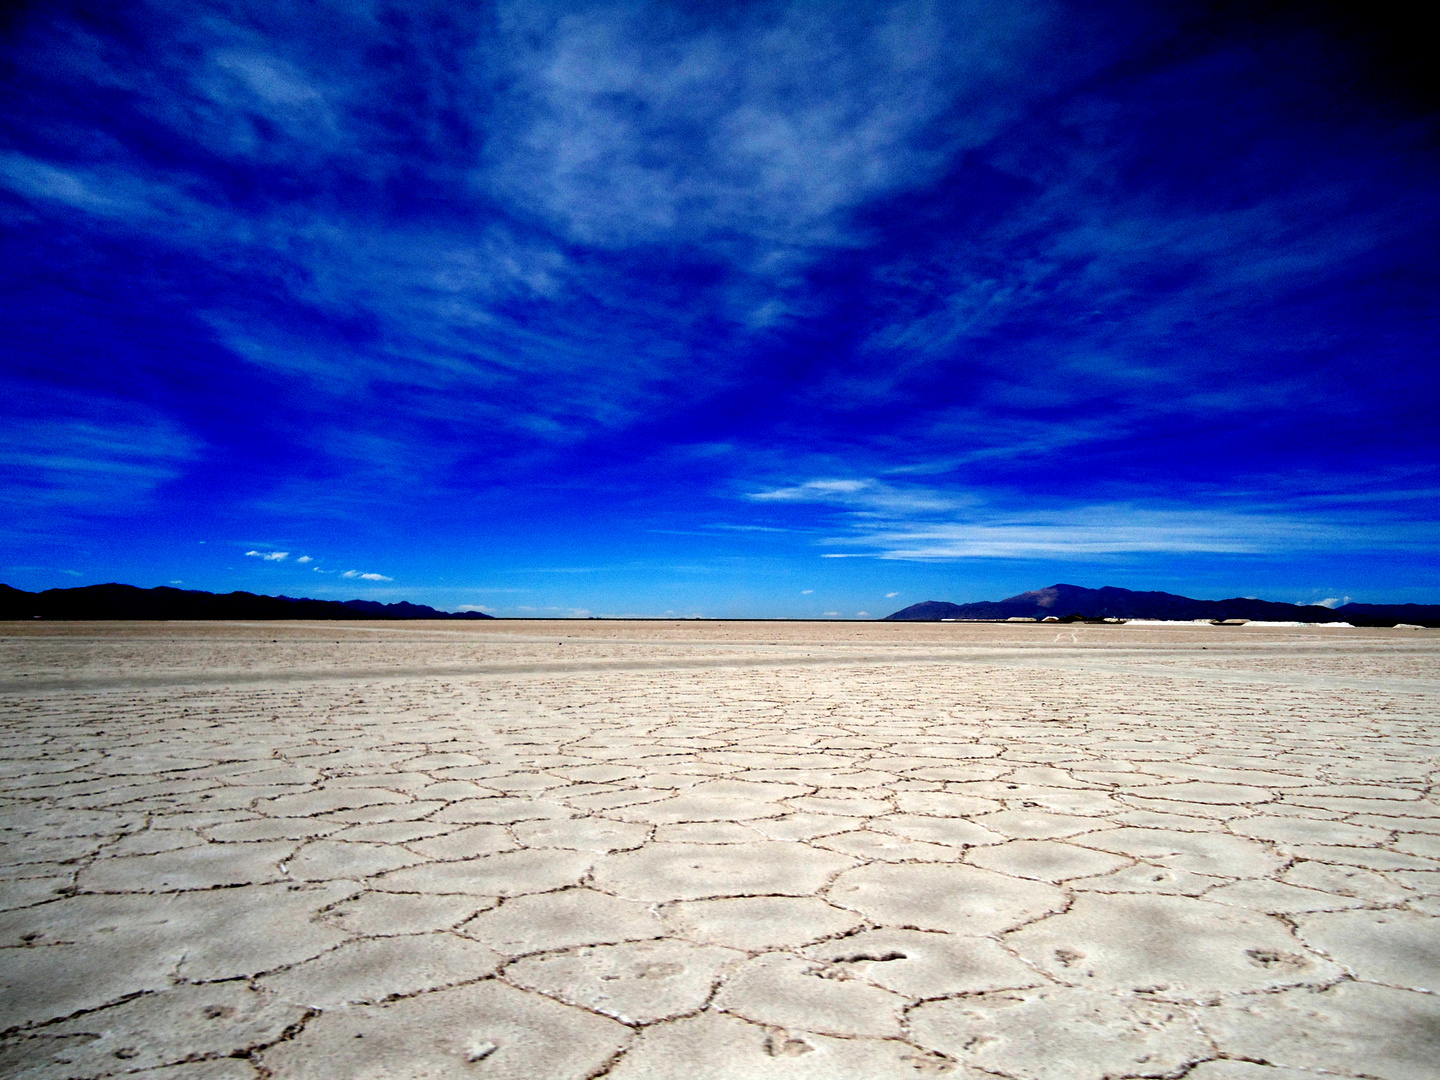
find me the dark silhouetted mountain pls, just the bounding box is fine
[0,583,493,620]
[883,584,1440,627]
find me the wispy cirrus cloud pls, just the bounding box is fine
[754,476,1440,560]
[245,550,289,561]
[750,478,971,515]
[485,0,1059,250]
[0,399,199,524]
[0,0,1079,459]
[6,0,1431,486]
[820,513,1318,560]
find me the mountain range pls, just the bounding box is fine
[0,583,492,621]
[884,584,1440,627]
[4,580,1436,626]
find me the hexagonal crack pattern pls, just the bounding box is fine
[1,620,1437,1080]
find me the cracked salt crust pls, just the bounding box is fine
[0,619,1437,1078]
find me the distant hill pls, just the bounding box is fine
[0,583,493,621]
[883,583,1440,627]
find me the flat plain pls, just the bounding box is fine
[0,618,1437,1080]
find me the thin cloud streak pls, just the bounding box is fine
[757,476,1438,560]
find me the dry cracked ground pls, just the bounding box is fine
[0,619,1437,1080]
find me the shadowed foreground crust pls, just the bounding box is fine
[0,619,1436,1079]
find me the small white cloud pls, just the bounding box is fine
[752,479,871,502]
[295,555,313,563]
[170,580,183,584]
[355,572,392,581]
[750,478,960,514]
[1316,596,1351,609]
[857,611,869,616]
[885,591,899,597]
[825,611,840,616]
[61,569,82,576]
[246,550,289,561]
[342,570,358,578]
[802,589,814,594]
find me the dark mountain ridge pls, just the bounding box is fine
[884,584,1440,627]
[0,583,493,620]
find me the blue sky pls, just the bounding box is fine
[2,0,1437,617]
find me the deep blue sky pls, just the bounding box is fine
[2,1,1437,617]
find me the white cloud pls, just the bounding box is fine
[751,478,966,514]
[1316,596,1351,609]
[246,550,289,561]
[0,0,1074,465]
[209,49,335,118]
[856,611,869,616]
[341,570,393,581]
[752,475,1437,561]
[801,589,813,594]
[295,555,312,563]
[825,515,1301,559]
[0,404,200,519]
[486,1,1054,251]
[754,478,870,501]
[886,591,899,597]
[0,154,139,216]
[825,611,839,616]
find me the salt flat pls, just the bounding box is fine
[0,619,1437,1079]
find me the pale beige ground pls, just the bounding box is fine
[0,619,1437,1080]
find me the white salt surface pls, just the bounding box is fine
[0,619,1436,1079]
